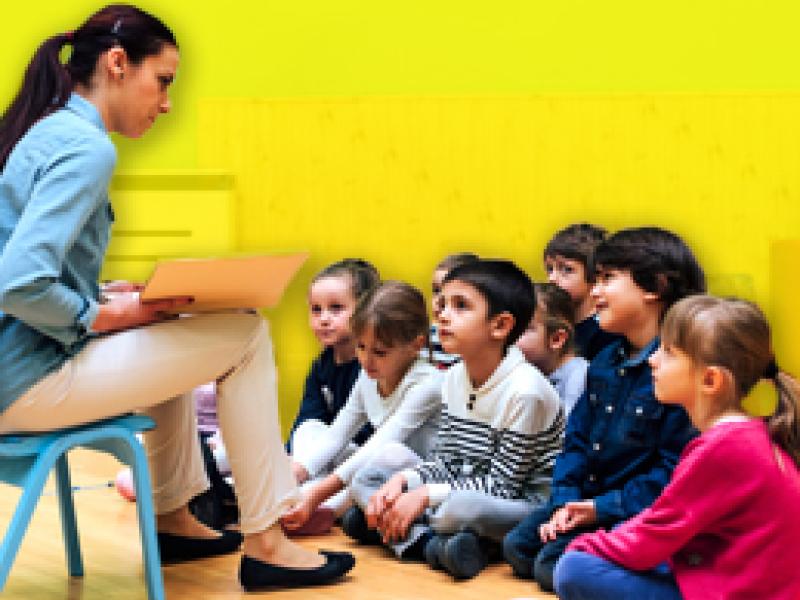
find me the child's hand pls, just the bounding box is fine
[562,500,597,529]
[539,508,568,542]
[377,487,429,544]
[280,495,314,530]
[366,473,406,528]
[291,461,310,484]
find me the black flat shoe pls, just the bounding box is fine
[239,550,355,590]
[157,530,243,563]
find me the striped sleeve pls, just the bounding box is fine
[412,408,565,501]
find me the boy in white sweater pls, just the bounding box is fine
[347,260,564,579]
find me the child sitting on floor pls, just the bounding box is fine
[556,295,800,600]
[347,260,563,581]
[282,281,443,535]
[516,283,588,416]
[504,226,705,592]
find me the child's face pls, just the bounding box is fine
[545,255,591,305]
[649,343,700,407]
[431,268,449,319]
[355,326,420,384]
[591,268,655,336]
[515,312,553,373]
[438,280,504,356]
[308,276,357,348]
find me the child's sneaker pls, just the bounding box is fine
[440,531,488,579]
[340,506,381,544]
[424,534,447,570]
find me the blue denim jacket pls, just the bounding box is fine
[549,336,697,524]
[0,94,116,411]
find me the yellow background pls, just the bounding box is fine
[3,1,799,430]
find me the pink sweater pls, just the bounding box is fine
[568,418,800,600]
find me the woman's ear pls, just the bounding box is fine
[490,312,515,342]
[103,46,129,82]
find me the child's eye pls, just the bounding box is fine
[374,349,387,357]
[432,284,442,295]
[310,305,322,314]
[330,303,344,312]
[562,265,574,275]
[158,75,173,89]
[545,264,554,274]
[356,343,366,351]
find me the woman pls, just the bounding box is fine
[0,5,354,590]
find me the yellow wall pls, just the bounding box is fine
[3,2,799,430]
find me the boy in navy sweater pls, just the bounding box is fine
[505,227,705,592]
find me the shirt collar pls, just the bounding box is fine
[470,345,525,394]
[65,93,108,133]
[612,336,660,368]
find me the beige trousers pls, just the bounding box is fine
[0,312,300,534]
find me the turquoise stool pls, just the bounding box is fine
[0,414,164,600]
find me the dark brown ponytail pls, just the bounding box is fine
[0,4,176,170]
[769,372,800,467]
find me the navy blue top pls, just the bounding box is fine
[0,94,116,411]
[287,347,372,451]
[549,336,697,525]
[574,314,622,361]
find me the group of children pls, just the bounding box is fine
[150,223,800,598]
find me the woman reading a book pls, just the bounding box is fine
[0,5,353,590]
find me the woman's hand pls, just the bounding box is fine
[366,473,406,528]
[91,293,193,333]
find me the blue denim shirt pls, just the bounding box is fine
[549,336,697,524]
[0,94,116,412]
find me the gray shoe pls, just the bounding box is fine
[424,534,447,570]
[440,531,488,580]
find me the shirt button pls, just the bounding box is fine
[589,393,597,402]
[635,406,644,416]
[588,474,597,482]
[593,443,601,451]
[618,368,626,376]
[606,405,614,413]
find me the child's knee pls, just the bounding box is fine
[553,551,593,599]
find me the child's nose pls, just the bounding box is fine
[547,271,558,284]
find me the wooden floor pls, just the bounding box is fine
[0,449,556,599]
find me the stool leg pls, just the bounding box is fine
[0,456,52,589]
[129,440,165,600]
[55,454,83,577]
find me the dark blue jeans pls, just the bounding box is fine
[555,551,682,600]
[503,505,596,592]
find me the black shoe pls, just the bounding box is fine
[239,551,355,590]
[440,531,488,580]
[400,529,433,561]
[340,506,381,545]
[424,534,447,570]
[157,530,242,564]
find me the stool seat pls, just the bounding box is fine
[0,414,164,600]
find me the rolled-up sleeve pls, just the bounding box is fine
[0,138,115,346]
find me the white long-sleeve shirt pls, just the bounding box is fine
[402,346,564,507]
[298,358,443,483]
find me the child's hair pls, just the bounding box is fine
[350,281,429,348]
[435,253,480,273]
[662,295,800,467]
[311,258,380,303]
[543,223,608,282]
[444,259,536,347]
[535,283,577,355]
[594,226,706,313]
[1,5,177,169]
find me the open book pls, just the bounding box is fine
[140,253,308,311]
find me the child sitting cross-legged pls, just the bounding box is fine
[516,283,589,417]
[503,226,705,593]
[555,296,800,600]
[345,259,564,580]
[281,281,443,535]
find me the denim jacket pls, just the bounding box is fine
[549,336,697,525]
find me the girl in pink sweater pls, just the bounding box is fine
[555,295,800,600]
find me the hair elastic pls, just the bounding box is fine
[111,19,122,36]
[64,31,74,41]
[764,358,780,381]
